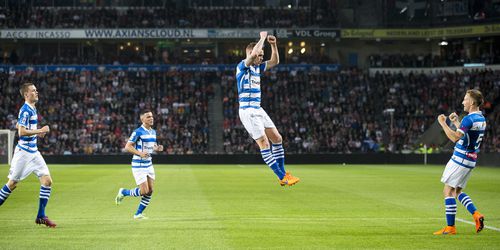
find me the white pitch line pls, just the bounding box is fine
[1,217,499,230]
[0,217,444,222]
[456,218,500,232]
[237,164,246,168]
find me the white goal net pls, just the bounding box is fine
[0,130,16,165]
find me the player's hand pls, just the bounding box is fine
[154,145,164,152]
[437,114,447,125]
[40,125,50,133]
[267,35,277,45]
[138,152,150,158]
[260,31,268,39]
[38,133,46,138]
[449,112,458,122]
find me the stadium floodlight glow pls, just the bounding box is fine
[119,45,124,50]
[135,46,140,51]
[464,63,485,67]
[183,49,188,53]
[287,4,291,8]
[288,41,293,47]
[288,48,293,54]
[439,41,448,46]
[194,49,200,53]
[127,42,131,46]
[300,48,306,54]
[300,41,306,47]
[321,43,325,47]
[383,108,395,114]
[205,49,211,53]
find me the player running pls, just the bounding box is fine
[115,110,163,219]
[0,83,56,227]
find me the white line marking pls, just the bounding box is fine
[456,218,500,232]
[237,164,246,168]
[1,216,499,232]
[0,217,444,222]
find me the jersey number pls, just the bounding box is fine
[475,134,484,150]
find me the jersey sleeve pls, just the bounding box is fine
[458,116,472,134]
[17,110,30,128]
[128,131,139,143]
[237,60,249,71]
[259,61,267,72]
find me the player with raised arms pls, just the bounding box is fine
[236,31,300,186]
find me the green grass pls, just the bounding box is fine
[0,164,499,249]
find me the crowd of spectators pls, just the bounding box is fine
[0,4,336,29]
[1,48,334,66]
[369,51,500,68]
[0,70,213,155]
[0,68,499,155]
[222,68,500,154]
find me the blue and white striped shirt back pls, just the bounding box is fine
[451,111,486,169]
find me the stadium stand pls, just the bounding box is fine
[222,68,500,154]
[0,4,336,29]
[0,70,213,154]
[369,52,500,68]
[1,67,499,155]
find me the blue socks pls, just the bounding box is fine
[1,184,52,218]
[135,195,151,215]
[272,144,286,174]
[0,185,12,206]
[261,148,285,179]
[458,192,477,215]
[443,193,478,226]
[445,197,456,226]
[121,187,152,215]
[37,185,51,218]
[122,187,141,197]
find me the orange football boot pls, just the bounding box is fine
[473,211,485,233]
[279,172,300,186]
[433,226,456,235]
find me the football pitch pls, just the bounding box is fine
[0,164,499,249]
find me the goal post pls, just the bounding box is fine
[0,130,16,165]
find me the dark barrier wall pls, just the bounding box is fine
[43,153,500,166]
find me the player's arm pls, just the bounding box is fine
[125,141,149,158]
[437,114,462,142]
[17,110,49,136]
[265,35,279,70]
[18,125,49,137]
[245,31,268,67]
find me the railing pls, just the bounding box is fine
[0,64,340,73]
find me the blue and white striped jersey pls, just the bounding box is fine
[16,103,38,153]
[128,125,157,168]
[235,60,267,109]
[451,111,486,169]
